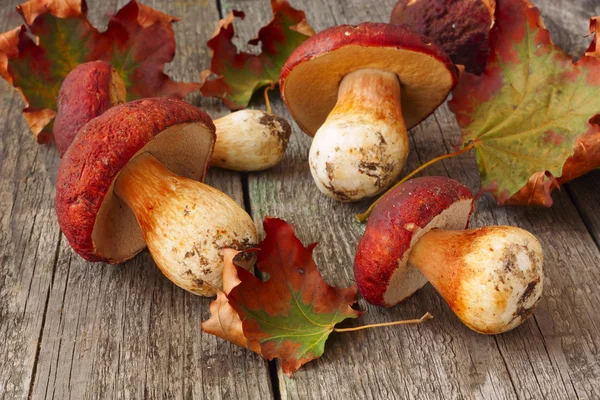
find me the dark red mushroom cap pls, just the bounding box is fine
[53,61,126,156]
[280,22,458,136]
[354,176,475,307]
[390,0,494,75]
[55,98,216,264]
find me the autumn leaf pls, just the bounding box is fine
[0,0,200,143]
[201,0,314,110]
[201,248,262,354]
[203,217,361,376]
[586,16,600,59]
[448,0,600,206]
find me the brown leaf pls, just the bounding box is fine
[17,0,85,24]
[201,249,261,354]
[586,16,600,59]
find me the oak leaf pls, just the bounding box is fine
[0,0,200,143]
[203,217,361,376]
[449,0,600,206]
[201,0,314,110]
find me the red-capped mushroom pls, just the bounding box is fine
[280,23,458,201]
[354,176,544,334]
[53,61,126,157]
[55,98,257,296]
[53,62,290,171]
[390,0,495,75]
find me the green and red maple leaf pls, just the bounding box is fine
[201,0,314,110]
[202,217,361,376]
[449,0,600,206]
[0,0,200,143]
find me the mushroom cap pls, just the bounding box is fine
[53,61,126,156]
[280,23,458,136]
[55,98,216,264]
[390,0,493,75]
[354,176,474,307]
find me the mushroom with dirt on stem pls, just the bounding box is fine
[212,108,291,171]
[354,176,544,334]
[55,97,257,296]
[280,23,458,202]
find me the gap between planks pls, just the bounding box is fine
[211,0,282,398]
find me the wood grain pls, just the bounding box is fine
[227,0,600,399]
[0,0,272,399]
[1,0,600,399]
[0,4,63,400]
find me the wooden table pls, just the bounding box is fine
[1,0,599,398]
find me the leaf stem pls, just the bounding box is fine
[264,85,272,114]
[355,141,476,223]
[333,312,433,333]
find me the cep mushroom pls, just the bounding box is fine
[55,98,257,296]
[354,176,544,334]
[280,23,458,201]
[53,61,126,156]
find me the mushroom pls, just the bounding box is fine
[390,0,495,75]
[212,110,291,171]
[54,61,126,157]
[55,98,257,296]
[52,62,291,170]
[354,176,544,334]
[280,23,458,201]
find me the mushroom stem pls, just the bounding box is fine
[114,152,257,296]
[309,68,408,202]
[212,110,291,171]
[407,226,544,334]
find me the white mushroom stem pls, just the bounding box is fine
[309,68,408,202]
[114,152,257,297]
[212,110,291,171]
[407,226,544,334]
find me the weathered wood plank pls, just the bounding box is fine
[2,0,600,398]
[0,0,272,399]
[0,4,63,400]
[229,0,600,399]
[567,170,600,246]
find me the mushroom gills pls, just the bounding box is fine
[114,152,257,296]
[381,198,473,307]
[309,68,408,202]
[407,226,544,334]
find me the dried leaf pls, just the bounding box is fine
[0,0,200,143]
[201,249,262,354]
[448,0,600,206]
[204,217,361,376]
[201,0,314,110]
[586,16,600,59]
